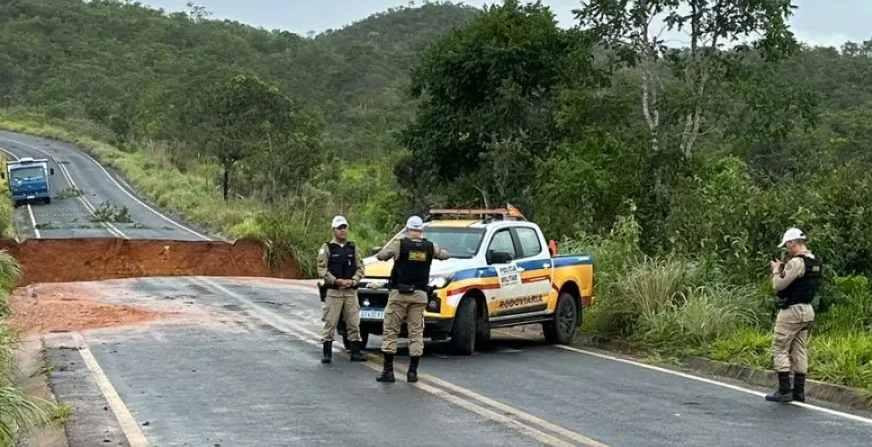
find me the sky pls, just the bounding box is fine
[139,0,871,49]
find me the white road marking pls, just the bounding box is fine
[71,332,150,447]
[191,277,606,447]
[496,330,872,426]
[27,203,40,238]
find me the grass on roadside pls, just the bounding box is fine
[574,208,872,395]
[0,251,60,445]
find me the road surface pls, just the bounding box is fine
[2,130,871,446]
[0,130,212,241]
[38,276,872,447]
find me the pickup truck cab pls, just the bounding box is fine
[337,206,595,355]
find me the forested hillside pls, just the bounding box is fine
[1,0,872,394]
[0,0,478,159]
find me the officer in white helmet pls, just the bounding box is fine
[373,215,450,383]
[766,227,821,403]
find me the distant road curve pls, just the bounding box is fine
[0,130,215,241]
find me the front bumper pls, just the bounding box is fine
[337,282,454,338]
[340,315,454,339]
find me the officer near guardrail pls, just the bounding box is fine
[374,215,450,383]
[766,227,821,403]
[317,215,366,364]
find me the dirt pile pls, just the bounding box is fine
[8,283,168,335]
[0,237,301,286]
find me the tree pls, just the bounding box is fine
[248,107,326,204]
[396,0,582,209]
[574,0,800,161]
[194,74,298,201]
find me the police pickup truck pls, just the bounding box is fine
[337,206,595,355]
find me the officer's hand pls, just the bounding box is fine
[770,259,782,274]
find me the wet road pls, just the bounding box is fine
[0,130,213,241]
[41,276,872,447]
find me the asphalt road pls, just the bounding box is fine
[0,130,212,241]
[4,130,871,446]
[41,276,872,447]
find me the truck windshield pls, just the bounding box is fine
[11,167,44,180]
[388,227,485,259]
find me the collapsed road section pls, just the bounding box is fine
[0,237,301,286]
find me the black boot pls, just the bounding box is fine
[376,352,395,383]
[765,371,793,403]
[349,341,366,362]
[321,341,332,364]
[793,373,806,402]
[407,356,420,383]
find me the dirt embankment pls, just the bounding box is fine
[0,237,302,286]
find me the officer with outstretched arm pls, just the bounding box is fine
[374,216,450,383]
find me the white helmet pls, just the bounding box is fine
[778,227,806,248]
[406,215,424,231]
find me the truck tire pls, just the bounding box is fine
[342,331,370,351]
[43,197,51,205]
[449,297,476,356]
[543,292,578,345]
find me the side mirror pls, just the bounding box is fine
[50,168,55,176]
[487,250,514,265]
[369,246,381,256]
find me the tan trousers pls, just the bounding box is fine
[381,290,427,357]
[771,303,815,374]
[321,291,361,343]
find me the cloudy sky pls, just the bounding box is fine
[140,0,870,48]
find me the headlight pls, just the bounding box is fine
[428,275,453,289]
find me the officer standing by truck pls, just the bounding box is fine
[317,215,366,364]
[766,227,821,403]
[375,216,450,383]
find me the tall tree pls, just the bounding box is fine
[396,0,583,209]
[574,0,800,160]
[194,74,297,201]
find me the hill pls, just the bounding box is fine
[0,0,478,159]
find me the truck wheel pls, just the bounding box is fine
[543,292,578,345]
[342,331,369,351]
[449,298,476,356]
[43,197,51,205]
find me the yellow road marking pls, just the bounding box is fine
[71,332,150,447]
[194,277,609,447]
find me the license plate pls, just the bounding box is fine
[360,309,384,320]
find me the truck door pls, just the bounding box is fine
[484,228,524,311]
[511,226,554,304]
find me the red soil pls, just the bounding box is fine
[0,237,302,286]
[8,283,168,335]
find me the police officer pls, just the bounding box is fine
[766,227,821,403]
[316,215,366,364]
[374,216,449,383]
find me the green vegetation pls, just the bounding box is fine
[0,0,871,394]
[91,202,132,223]
[55,187,82,199]
[0,251,58,445]
[0,194,14,240]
